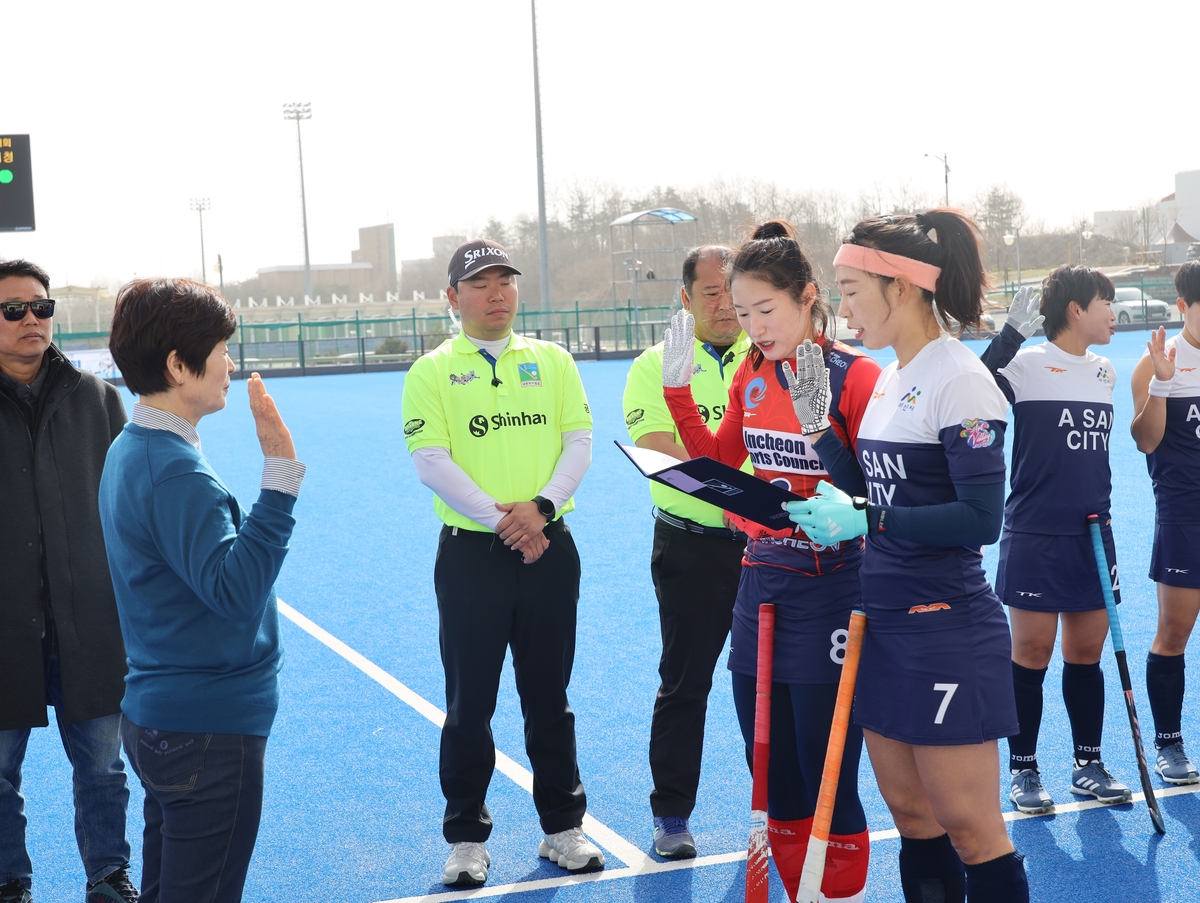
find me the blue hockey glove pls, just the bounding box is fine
[784,480,868,545]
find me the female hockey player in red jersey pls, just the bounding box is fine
[662,220,880,903]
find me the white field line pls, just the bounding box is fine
[837,785,1200,845]
[377,786,1200,903]
[276,600,655,874]
[280,601,1200,900]
[374,851,748,903]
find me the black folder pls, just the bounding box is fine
[615,441,803,530]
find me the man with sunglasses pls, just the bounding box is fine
[0,260,136,903]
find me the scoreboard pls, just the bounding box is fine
[0,134,35,232]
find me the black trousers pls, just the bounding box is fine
[434,519,587,842]
[648,518,745,817]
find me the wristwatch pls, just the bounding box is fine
[533,495,556,521]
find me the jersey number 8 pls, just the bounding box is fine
[830,628,849,665]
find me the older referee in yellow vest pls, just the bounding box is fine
[402,239,604,888]
[622,245,752,858]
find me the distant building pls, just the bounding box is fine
[400,235,466,301]
[258,223,397,299]
[1159,171,1200,264]
[352,224,398,294]
[1093,171,1200,265]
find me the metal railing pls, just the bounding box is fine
[54,278,1185,375]
[54,303,683,372]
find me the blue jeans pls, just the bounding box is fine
[0,625,131,889]
[122,718,267,903]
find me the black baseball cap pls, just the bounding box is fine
[447,239,523,286]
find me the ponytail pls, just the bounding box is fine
[843,208,990,335]
[732,218,836,369]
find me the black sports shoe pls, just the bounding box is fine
[0,880,32,903]
[87,868,139,903]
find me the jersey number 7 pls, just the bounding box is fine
[933,683,958,725]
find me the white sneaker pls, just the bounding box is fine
[443,841,490,886]
[538,826,606,872]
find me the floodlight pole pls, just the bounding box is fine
[1004,228,1022,293]
[189,198,210,280]
[216,253,225,296]
[531,0,551,313]
[283,102,314,299]
[625,258,642,348]
[926,152,949,206]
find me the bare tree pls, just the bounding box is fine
[1105,209,1143,248]
[971,185,1026,272]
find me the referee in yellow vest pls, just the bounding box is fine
[622,245,752,858]
[402,240,604,887]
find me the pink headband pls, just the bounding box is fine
[833,244,942,293]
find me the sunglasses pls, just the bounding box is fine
[1,300,56,322]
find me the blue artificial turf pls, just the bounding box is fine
[19,329,1200,902]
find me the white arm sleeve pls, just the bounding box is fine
[538,429,593,512]
[411,446,504,531]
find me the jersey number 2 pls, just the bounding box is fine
[933,683,958,725]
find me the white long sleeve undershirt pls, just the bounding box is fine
[412,431,591,530]
[410,331,592,530]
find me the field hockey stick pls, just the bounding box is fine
[1087,514,1166,835]
[746,603,776,903]
[797,609,867,903]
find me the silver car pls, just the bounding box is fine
[1112,287,1171,324]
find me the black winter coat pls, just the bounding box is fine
[0,346,128,730]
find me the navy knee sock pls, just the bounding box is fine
[1146,652,1186,749]
[965,851,1029,902]
[1062,661,1104,764]
[899,833,965,903]
[1008,662,1047,772]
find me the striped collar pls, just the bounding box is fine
[131,403,202,450]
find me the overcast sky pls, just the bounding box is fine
[3,0,1198,289]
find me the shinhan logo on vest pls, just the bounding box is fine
[468,411,549,437]
[744,377,768,409]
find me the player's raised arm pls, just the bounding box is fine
[1131,326,1176,454]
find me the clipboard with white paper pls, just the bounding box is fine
[615,441,803,530]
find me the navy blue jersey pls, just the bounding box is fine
[856,336,1008,609]
[1146,334,1200,525]
[998,342,1116,535]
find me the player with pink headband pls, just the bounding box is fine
[787,210,1029,903]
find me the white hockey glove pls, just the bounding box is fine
[1007,286,1044,338]
[662,308,697,388]
[781,340,832,435]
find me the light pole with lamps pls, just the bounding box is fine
[189,198,210,281]
[530,0,551,314]
[283,102,313,299]
[1080,229,1093,266]
[625,257,642,349]
[925,152,949,206]
[1003,228,1022,292]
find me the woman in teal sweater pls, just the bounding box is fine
[99,278,304,903]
